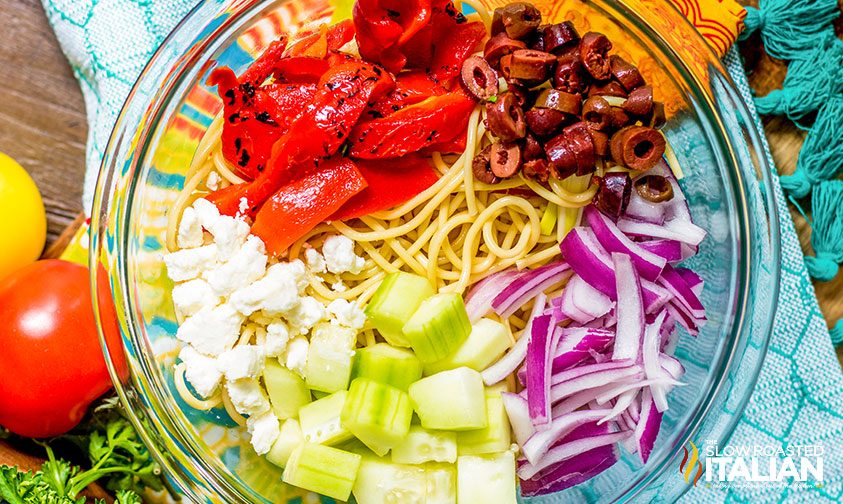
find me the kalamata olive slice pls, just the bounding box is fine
[542,22,580,54]
[523,158,551,183]
[524,133,545,160]
[588,80,627,98]
[461,56,500,101]
[492,2,543,40]
[563,122,597,176]
[610,55,644,91]
[579,32,612,80]
[623,85,654,116]
[545,134,578,179]
[525,108,567,138]
[484,33,528,67]
[535,89,581,115]
[506,49,556,82]
[588,130,609,156]
[491,142,522,178]
[609,107,631,129]
[486,92,527,142]
[634,175,674,202]
[553,55,589,94]
[609,125,666,170]
[646,101,666,129]
[581,96,612,131]
[593,172,632,220]
[473,145,499,184]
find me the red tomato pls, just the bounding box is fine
[0,260,123,438]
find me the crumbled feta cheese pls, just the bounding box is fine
[305,248,327,274]
[177,304,244,356]
[172,278,218,317]
[246,411,280,455]
[238,197,250,217]
[229,262,300,316]
[331,280,347,293]
[179,346,223,398]
[206,236,268,296]
[288,297,326,334]
[226,378,271,416]
[277,259,308,293]
[192,198,221,230]
[206,172,221,191]
[164,244,219,282]
[284,336,310,377]
[327,299,366,330]
[177,207,204,249]
[322,235,365,274]
[207,215,251,261]
[264,322,291,357]
[218,345,265,381]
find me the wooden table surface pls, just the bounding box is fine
[1,4,841,339]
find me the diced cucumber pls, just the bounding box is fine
[408,367,487,431]
[391,425,457,464]
[266,419,303,468]
[457,390,511,455]
[282,443,361,501]
[305,323,357,393]
[424,318,513,375]
[402,293,471,363]
[263,358,311,420]
[425,463,457,504]
[352,458,428,504]
[352,343,423,391]
[298,391,353,446]
[341,378,413,456]
[457,452,517,503]
[365,272,435,347]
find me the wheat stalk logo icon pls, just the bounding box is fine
[679,441,705,486]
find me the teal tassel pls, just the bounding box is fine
[804,180,843,281]
[755,35,843,128]
[780,96,843,198]
[739,0,840,61]
[831,320,843,347]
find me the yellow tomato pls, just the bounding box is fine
[0,152,46,280]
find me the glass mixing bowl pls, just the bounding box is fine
[90,0,780,501]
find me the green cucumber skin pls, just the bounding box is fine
[305,324,357,394]
[365,272,435,347]
[298,391,354,446]
[263,359,312,419]
[408,367,488,431]
[402,293,472,364]
[341,378,414,456]
[424,318,513,375]
[282,443,362,501]
[351,343,423,391]
[457,391,512,456]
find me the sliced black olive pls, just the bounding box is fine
[472,145,499,184]
[461,56,499,101]
[491,142,523,178]
[542,22,580,54]
[581,96,612,131]
[484,33,528,67]
[609,125,666,170]
[504,49,556,82]
[486,92,527,142]
[635,175,674,202]
[535,89,581,115]
[525,108,567,138]
[579,32,612,80]
[492,2,543,40]
[610,55,645,91]
[593,172,632,220]
[623,85,654,116]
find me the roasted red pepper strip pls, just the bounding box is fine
[326,19,356,50]
[252,157,368,256]
[348,91,475,159]
[330,156,440,220]
[354,0,433,73]
[208,61,395,216]
[423,128,468,154]
[239,38,288,85]
[366,70,445,118]
[429,20,486,81]
[272,57,331,83]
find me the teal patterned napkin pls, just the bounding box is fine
[41,0,843,501]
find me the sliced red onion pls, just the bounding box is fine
[521,409,613,465]
[465,269,521,322]
[563,274,614,323]
[594,378,678,406]
[638,239,683,262]
[551,383,618,417]
[617,218,707,247]
[559,227,616,297]
[552,327,613,372]
[643,311,670,412]
[675,266,704,297]
[612,253,643,361]
[659,354,685,379]
[558,291,596,324]
[599,389,638,424]
[634,387,662,463]
[624,191,666,224]
[550,366,641,404]
[550,359,636,386]
[585,206,667,281]
[666,302,701,336]
[658,265,705,319]
[502,392,535,447]
[526,314,554,428]
[645,160,691,222]
[518,431,631,480]
[627,392,641,422]
[482,293,547,385]
[492,262,570,319]
[640,279,673,314]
